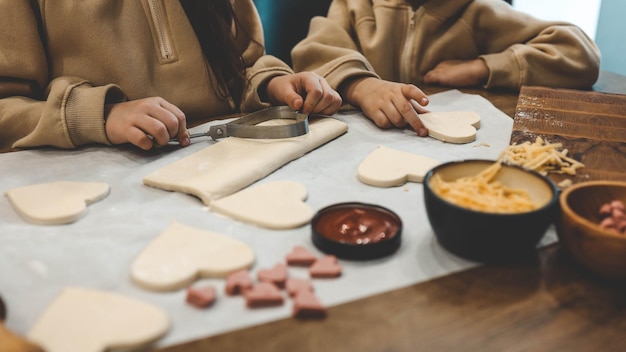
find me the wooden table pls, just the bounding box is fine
[157,72,626,352]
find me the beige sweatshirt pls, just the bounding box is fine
[0,0,293,150]
[292,0,600,92]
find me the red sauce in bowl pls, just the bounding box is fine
[314,205,400,244]
[311,202,402,260]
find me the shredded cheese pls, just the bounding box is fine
[499,137,584,176]
[430,162,536,213]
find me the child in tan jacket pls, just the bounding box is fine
[0,0,341,151]
[292,0,600,136]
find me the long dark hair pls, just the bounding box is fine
[180,0,246,106]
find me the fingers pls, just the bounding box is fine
[423,59,488,87]
[137,99,188,147]
[423,69,439,85]
[104,98,188,150]
[266,73,342,115]
[393,96,427,136]
[369,84,429,136]
[299,75,342,115]
[402,84,429,111]
[158,99,190,146]
[125,127,155,151]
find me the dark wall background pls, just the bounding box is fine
[253,0,332,66]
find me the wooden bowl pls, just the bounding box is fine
[557,181,626,279]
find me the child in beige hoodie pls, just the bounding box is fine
[292,0,600,136]
[0,0,341,151]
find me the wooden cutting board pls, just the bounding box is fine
[510,86,626,185]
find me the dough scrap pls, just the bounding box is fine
[209,180,314,229]
[131,222,255,291]
[5,181,110,225]
[28,287,169,352]
[419,111,481,144]
[143,117,348,205]
[357,146,440,187]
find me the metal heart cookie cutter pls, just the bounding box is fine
[189,106,309,141]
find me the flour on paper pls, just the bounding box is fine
[357,146,440,187]
[28,287,169,352]
[210,180,314,230]
[131,222,255,291]
[419,111,481,144]
[5,181,110,225]
[143,117,348,205]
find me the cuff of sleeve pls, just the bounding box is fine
[318,54,379,90]
[64,83,126,146]
[480,50,522,90]
[242,55,294,112]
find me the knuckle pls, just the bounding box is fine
[398,102,413,115]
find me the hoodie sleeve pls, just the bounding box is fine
[0,1,128,150]
[290,0,379,91]
[472,0,600,90]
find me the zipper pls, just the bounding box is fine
[147,0,173,59]
[400,9,416,82]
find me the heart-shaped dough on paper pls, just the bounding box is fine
[131,222,255,291]
[5,181,110,225]
[357,146,440,187]
[419,111,481,143]
[210,180,314,229]
[28,287,169,352]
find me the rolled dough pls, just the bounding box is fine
[419,111,481,144]
[357,146,440,187]
[28,287,169,352]
[131,222,255,291]
[5,181,110,225]
[210,180,314,229]
[143,117,348,205]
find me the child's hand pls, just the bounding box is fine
[341,77,430,136]
[105,97,190,150]
[424,59,489,87]
[265,72,342,115]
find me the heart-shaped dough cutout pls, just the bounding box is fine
[5,181,110,225]
[419,111,481,144]
[210,180,314,229]
[357,146,440,187]
[131,222,255,291]
[28,287,169,352]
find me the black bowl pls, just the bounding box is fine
[423,160,559,263]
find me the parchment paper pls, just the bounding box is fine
[0,90,558,348]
